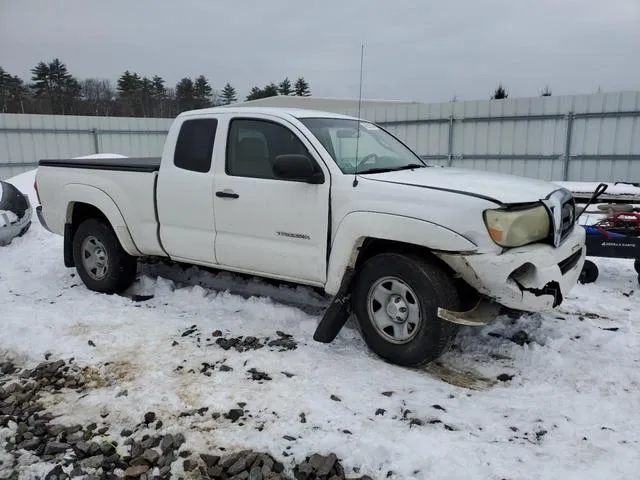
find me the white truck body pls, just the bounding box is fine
[34,106,586,366]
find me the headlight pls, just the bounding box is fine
[483,204,550,248]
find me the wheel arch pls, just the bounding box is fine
[63,184,141,267]
[325,211,477,295]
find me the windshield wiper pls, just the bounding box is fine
[358,163,426,174]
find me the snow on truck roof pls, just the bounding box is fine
[178,106,361,121]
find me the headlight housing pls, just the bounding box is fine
[483,204,550,248]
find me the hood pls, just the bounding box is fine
[360,167,567,205]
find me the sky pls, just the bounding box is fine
[1,0,639,103]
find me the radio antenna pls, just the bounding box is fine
[353,43,364,187]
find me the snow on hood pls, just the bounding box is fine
[361,167,567,205]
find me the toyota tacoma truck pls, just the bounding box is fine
[34,106,586,367]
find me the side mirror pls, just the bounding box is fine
[271,154,324,184]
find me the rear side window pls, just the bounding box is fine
[174,118,218,173]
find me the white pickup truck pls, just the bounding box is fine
[34,106,586,367]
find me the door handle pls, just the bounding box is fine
[216,191,239,199]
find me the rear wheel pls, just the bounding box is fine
[352,253,460,367]
[634,258,640,274]
[72,218,137,293]
[578,260,599,284]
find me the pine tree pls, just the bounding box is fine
[491,84,508,99]
[294,77,311,96]
[221,83,237,105]
[541,86,552,97]
[278,77,292,96]
[0,67,28,113]
[175,77,195,111]
[263,83,279,97]
[193,75,213,108]
[151,75,166,99]
[246,86,263,101]
[30,58,80,114]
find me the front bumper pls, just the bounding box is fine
[436,225,586,312]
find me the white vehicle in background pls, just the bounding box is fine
[34,106,586,367]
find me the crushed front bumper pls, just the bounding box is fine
[436,225,586,312]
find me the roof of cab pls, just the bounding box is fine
[178,105,361,121]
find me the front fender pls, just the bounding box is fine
[63,184,141,256]
[325,211,476,295]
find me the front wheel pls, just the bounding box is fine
[352,253,460,367]
[72,218,137,294]
[634,259,640,275]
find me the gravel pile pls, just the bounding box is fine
[1,358,375,479]
[176,326,298,353]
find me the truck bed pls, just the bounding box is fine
[38,157,161,173]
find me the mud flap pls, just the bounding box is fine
[64,223,75,268]
[437,298,501,326]
[313,267,355,343]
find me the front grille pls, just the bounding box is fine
[558,248,583,274]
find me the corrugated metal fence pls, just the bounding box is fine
[1,91,639,182]
[0,114,172,179]
[240,91,640,183]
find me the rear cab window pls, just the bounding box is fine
[174,118,218,173]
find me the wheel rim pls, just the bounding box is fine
[81,235,109,281]
[366,276,422,344]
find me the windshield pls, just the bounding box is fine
[299,117,427,174]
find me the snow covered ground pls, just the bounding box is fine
[1,170,639,480]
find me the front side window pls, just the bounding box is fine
[173,118,218,173]
[299,117,426,174]
[226,118,312,179]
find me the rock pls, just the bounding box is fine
[121,429,133,437]
[116,390,128,398]
[212,330,222,337]
[220,453,241,468]
[382,391,393,397]
[100,442,116,456]
[179,450,192,458]
[317,453,338,476]
[225,409,245,422]
[330,395,341,402]
[155,420,163,429]
[174,432,185,448]
[124,464,150,477]
[97,427,109,435]
[69,467,85,478]
[219,364,233,372]
[80,454,105,469]
[160,434,174,453]
[45,441,69,455]
[228,457,247,475]
[142,448,160,465]
[44,465,69,480]
[200,454,220,468]
[283,435,296,441]
[17,438,41,450]
[432,404,446,412]
[183,458,198,472]
[207,465,224,477]
[144,412,156,424]
[140,437,154,449]
[299,413,306,423]
[131,442,144,458]
[497,373,514,382]
[103,453,120,465]
[375,409,386,416]
[247,368,272,381]
[233,472,250,480]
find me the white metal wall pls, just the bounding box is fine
[1,91,639,182]
[239,92,640,182]
[0,114,172,179]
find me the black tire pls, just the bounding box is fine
[634,259,640,275]
[578,260,599,284]
[72,218,137,294]
[352,253,460,367]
